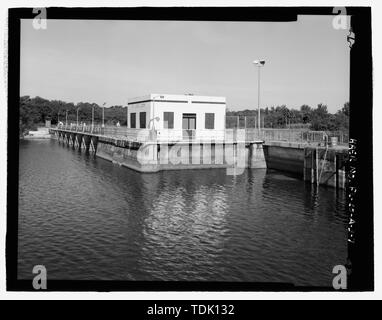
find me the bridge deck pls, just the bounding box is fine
[49,127,264,144]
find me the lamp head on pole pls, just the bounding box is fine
[253,59,266,66]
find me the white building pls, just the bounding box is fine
[127,94,226,142]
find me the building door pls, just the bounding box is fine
[182,113,196,140]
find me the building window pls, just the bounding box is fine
[163,112,174,129]
[140,112,146,128]
[130,113,136,128]
[205,113,215,129]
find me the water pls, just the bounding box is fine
[18,139,348,286]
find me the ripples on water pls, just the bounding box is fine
[18,139,348,286]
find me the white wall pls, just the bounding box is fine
[153,101,225,141]
[128,101,151,128]
[153,102,225,131]
[127,94,226,141]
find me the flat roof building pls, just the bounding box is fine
[127,94,226,141]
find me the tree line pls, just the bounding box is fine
[226,102,349,132]
[19,96,127,135]
[19,95,349,135]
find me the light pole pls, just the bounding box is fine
[147,95,161,141]
[148,117,160,130]
[150,95,161,129]
[65,110,68,129]
[91,105,94,133]
[102,102,106,128]
[126,103,128,128]
[253,59,265,136]
[76,108,80,127]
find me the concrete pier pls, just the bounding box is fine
[263,141,348,189]
[49,127,348,189]
[96,139,266,172]
[263,141,306,175]
[50,128,266,173]
[23,127,51,139]
[303,146,348,189]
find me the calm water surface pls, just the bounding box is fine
[18,139,348,286]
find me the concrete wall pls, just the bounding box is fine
[96,138,266,173]
[263,141,348,189]
[52,128,347,188]
[127,94,226,141]
[128,101,151,129]
[96,140,160,173]
[154,102,226,141]
[263,142,306,176]
[24,127,51,139]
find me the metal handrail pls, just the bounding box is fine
[54,125,348,144]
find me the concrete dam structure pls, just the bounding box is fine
[50,127,266,173]
[263,141,348,189]
[49,126,348,189]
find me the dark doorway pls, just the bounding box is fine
[182,113,196,140]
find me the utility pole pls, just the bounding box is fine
[253,59,266,137]
[102,102,106,128]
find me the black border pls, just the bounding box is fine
[7,6,373,291]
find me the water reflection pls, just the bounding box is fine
[141,182,229,280]
[18,140,348,285]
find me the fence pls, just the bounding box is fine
[248,129,348,145]
[257,129,327,143]
[225,116,259,129]
[57,123,151,141]
[326,131,349,144]
[56,124,348,145]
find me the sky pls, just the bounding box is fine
[20,16,350,113]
